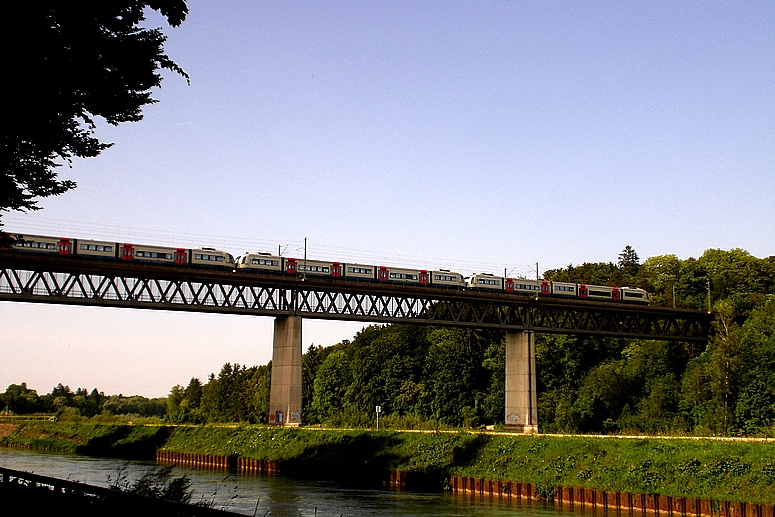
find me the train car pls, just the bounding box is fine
[549,281,578,298]
[378,266,428,285]
[621,287,650,305]
[580,284,616,302]
[236,252,283,272]
[119,243,181,265]
[74,239,118,259]
[430,269,465,288]
[505,278,541,295]
[190,247,234,268]
[8,234,71,255]
[343,263,376,280]
[292,259,343,277]
[466,273,504,290]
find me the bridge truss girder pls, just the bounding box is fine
[0,256,712,342]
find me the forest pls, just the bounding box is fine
[4,247,775,436]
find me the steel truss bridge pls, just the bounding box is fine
[0,254,712,342]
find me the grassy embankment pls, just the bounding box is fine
[4,421,775,504]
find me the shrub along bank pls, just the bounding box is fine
[4,421,775,503]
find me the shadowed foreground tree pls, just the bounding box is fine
[2,1,189,227]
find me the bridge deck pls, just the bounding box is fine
[0,253,713,341]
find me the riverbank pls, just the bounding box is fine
[3,421,775,504]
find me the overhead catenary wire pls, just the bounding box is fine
[1,213,543,278]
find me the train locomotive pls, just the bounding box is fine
[4,233,650,305]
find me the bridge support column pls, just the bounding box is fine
[269,316,302,426]
[504,331,538,433]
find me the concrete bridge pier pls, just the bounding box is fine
[268,316,302,426]
[504,331,538,433]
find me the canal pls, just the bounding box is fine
[0,448,569,516]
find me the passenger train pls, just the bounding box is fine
[2,233,650,305]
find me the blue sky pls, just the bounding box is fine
[2,1,773,397]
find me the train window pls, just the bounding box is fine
[589,290,611,297]
[21,241,55,249]
[299,264,330,272]
[625,292,643,298]
[252,258,279,266]
[556,285,575,292]
[138,251,172,259]
[80,244,113,252]
[348,267,372,275]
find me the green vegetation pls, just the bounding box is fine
[453,435,775,504]
[109,465,202,506]
[0,421,169,458]
[165,363,270,425]
[5,422,775,503]
[1,383,166,421]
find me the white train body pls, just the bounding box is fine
[467,273,503,290]
[236,252,283,272]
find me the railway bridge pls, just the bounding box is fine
[0,253,713,432]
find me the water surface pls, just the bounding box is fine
[0,448,570,517]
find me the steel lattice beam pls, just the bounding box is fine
[0,255,713,341]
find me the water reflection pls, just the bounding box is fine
[0,448,567,516]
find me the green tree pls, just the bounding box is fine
[481,337,506,423]
[246,365,271,424]
[420,328,489,426]
[102,394,166,417]
[2,1,188,226]
[166,384,184,415]
[706,301,745,433]
[342,325,430,416]
[733,299,775,433]
[311,349,353,422]
[640,254,682,307]
[302,345,323,421]
[618,245,641,278]
[0,383,42,414]
[198,363,257,422]
[182,378,202,409]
